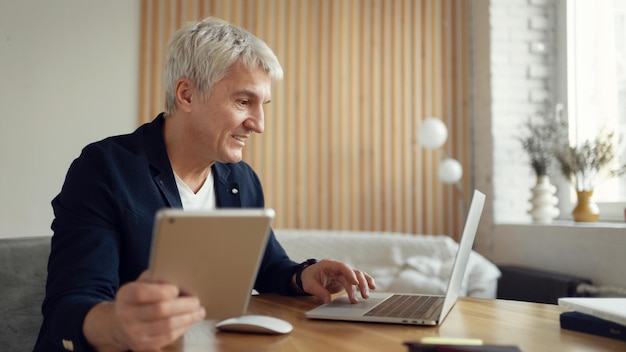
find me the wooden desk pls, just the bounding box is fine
[163,294,626,351]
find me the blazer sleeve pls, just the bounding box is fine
[37,134,166,352]
[37,143,125,352]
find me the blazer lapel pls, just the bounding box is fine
[213,163,241,208]
[144,114,183,208]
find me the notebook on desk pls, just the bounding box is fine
[148,208,275,320]
[558,297,626,326]
[306,190,486,326]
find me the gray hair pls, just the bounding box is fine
[163,17,283,116]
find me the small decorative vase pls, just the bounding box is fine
[572,190,600,222]
[528,175,560,223]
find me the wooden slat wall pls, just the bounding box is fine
[139,0,469,239]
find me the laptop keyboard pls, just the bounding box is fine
[364,294,444,319]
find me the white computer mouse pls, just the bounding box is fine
[215,314,293,334]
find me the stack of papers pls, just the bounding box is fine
[558,297,626,341]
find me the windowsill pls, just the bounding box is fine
[497,220,626,229]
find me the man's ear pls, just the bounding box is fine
[175,78,194,113]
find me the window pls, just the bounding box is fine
[558,0,626,221]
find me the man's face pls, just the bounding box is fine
[186,62,272,165]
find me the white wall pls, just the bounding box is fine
[471,0,559,256]
[0,0,140,238]
[488,0,558,224]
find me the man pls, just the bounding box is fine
[34,17,376,351]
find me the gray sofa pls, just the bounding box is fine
[0,236,49,352]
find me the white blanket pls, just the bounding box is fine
[274,229,501,298]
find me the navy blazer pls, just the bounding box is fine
[34,114,300,351]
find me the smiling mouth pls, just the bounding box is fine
[233,135,247,143]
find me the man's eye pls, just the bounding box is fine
[238,100,249,106]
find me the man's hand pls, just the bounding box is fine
[83,271,206,351]
[299,259,376,304]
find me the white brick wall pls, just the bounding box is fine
[471,0,557,254]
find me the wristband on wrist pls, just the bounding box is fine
[295,258,318,292]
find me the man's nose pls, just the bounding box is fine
[245,107,265,133]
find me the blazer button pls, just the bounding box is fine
[232,188,239,194]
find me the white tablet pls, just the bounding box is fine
[148,208,275,319]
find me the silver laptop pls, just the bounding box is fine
[306,190,486,325]
[558,297,626,326]
[148,208,275,320]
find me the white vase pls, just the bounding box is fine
[528,175,560,223]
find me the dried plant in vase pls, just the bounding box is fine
[554,129,625,192]
[517,103,562,223]
[518,104,563,177]
[552,118,626,222]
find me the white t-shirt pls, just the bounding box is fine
[174,170,216,210]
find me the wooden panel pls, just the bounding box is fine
[138,0,470,238]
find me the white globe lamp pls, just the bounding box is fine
[417,117,448,149]
[438,158,463,184]
[416,116,468,218]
